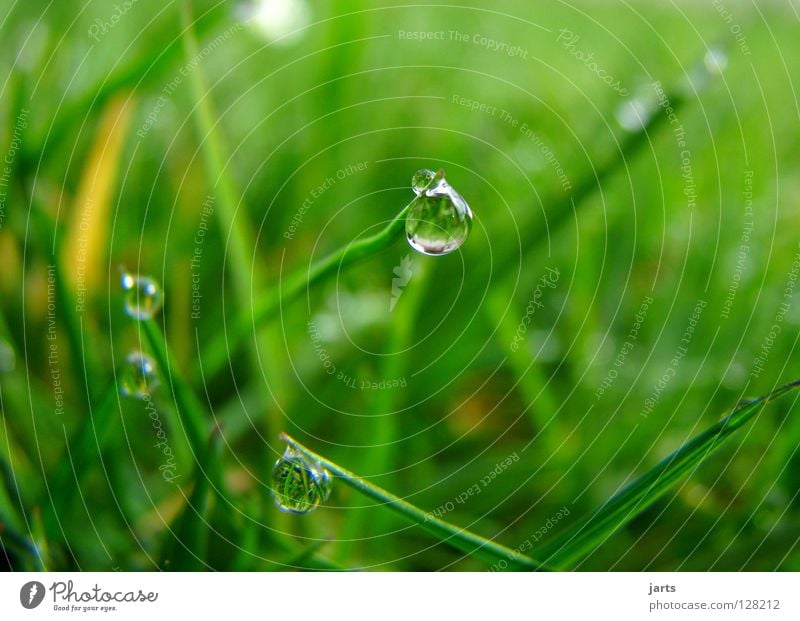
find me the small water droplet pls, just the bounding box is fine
[615,95,655,132]
[0,340,15,373]
[270,446,332,514]
[120,351,159,399]
[406,169,473,256]
[121,272,163,320]
[703,49,728,75]
[411,168,445,195]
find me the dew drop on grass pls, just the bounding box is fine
[270,445,332,514]
[120,351,159,399]
[682,48,728,94]
[406,168,473,256]
[121,272,163,320]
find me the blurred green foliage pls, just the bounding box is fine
[1,0,800,571]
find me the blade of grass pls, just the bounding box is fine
[30,507,57,571]
[202,70,700,381]
[483,287,563,443]
[27,200,101,405]
[63,93,134,298]
[0,524,42,571]
[179,0,255,308]
[49,385,117,505]
[278,539,335,571]
[179,3,289,499]
[536,378,800,569]
[19,5,226,172]
[495,89,689,280]
[43,383,148,552]
[0,451,24,534]
[201,203,411,379]
[280,433,549,571]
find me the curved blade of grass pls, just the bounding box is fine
[201,63,704,380]
[536,378,800,569]
[280,433,549,571]
[337,259,430,562]
[49,384,117,502]
[0,456,24,534]
[180,0,255,308]
[483,287,563,442]
[275,540,336,572]
[27,205,100,405]
[200,203,411,379]
[179,1,289,468]
[63,93,134,298]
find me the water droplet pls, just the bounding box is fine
[406,169,473,256]
[684,48,728,93]
[121,272,163,320]
[120,351,159,399]
[0,340,15,373]
[615,95,655,132]
[270,446,332,514]
[411,168,445,195]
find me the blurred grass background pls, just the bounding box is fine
[1,0,800,571]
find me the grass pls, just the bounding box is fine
[1,1,800,571]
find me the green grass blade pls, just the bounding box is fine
[280,433,549,571]
[337,259,430,562]
[536,379,800,569]
[491,78,696,278]
[483,286,563,442]
[201,203,411,379]
[48,385,117,504]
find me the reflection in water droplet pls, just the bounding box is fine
[406,169,473,256]
[0,340,15,373]
[271,445,332,514]
[120,351,159,399]
[121,272,163,320]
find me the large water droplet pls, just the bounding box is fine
[406,168,473,256]
[270,446,332,514]
[121,272,163,320]
[120,351,159,399]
